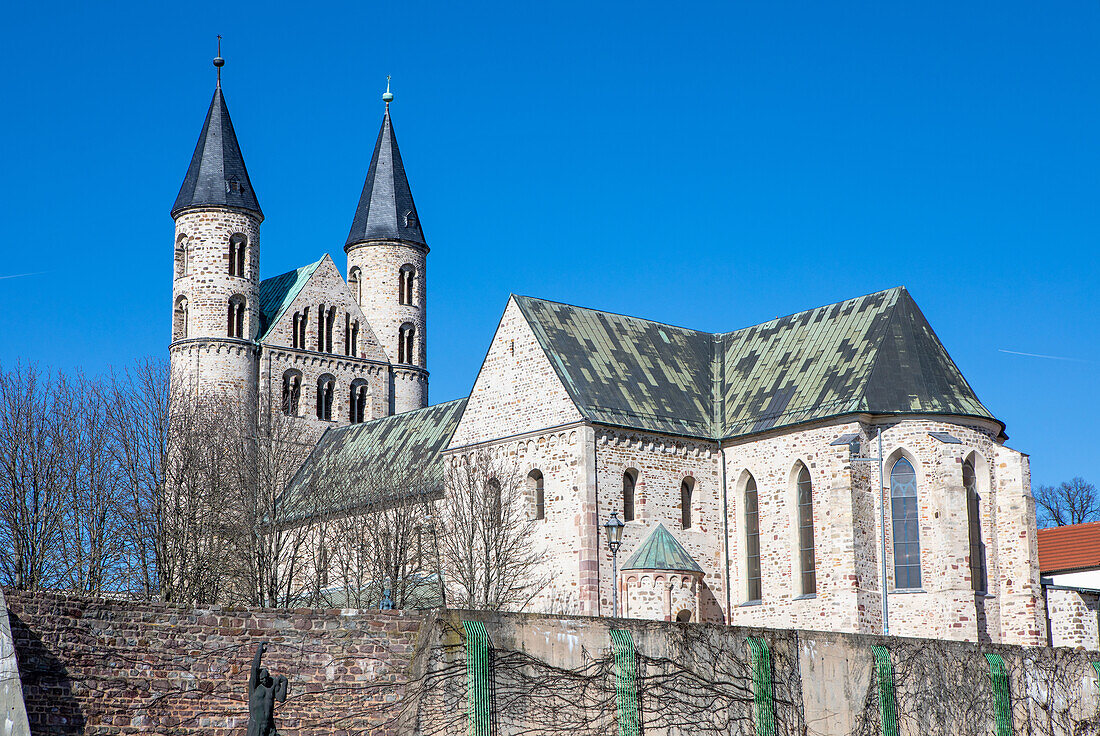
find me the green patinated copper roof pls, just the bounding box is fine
[279,398,467,522]
[514,287,997,441]
[258,258,323,341]
[622,524,704,573]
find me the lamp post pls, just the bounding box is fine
[604,512,625,617]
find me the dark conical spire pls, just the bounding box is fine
[345,103,425,248]
[171,86,263,219]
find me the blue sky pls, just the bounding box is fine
[1,1,1097,489]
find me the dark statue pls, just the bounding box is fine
[247,642,288,736]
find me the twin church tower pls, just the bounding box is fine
[169,55,429,435]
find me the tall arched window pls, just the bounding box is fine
[399,264,416,306]
[796,464,817,595]
[317,303,326,351]
[227,296,246,338]
[622,470,637,522]
[681,477,694,529]
[890,457,921,589]
[281,370,301,415]
[175,235,188,278]
[349,380,368,424]
[348,267,362,305]
[398,323,416,364]
[173,296,188,340]
[229,233,247,277]
[529,470,545,520]
[325,307,336,353]
[349,320,360,357]
[487,478,502,523]
[964,457,987,593]
[316,375,335,421]
[744,474,762,601]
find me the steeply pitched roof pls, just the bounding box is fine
[172,87,262,219]
[1037,522,1100,574]
[345,110,426,247]
[622,524,704,573]
[257,258,323,341]
[279,399,467,522]
[514,287,998,442]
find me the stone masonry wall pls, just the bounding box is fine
[4,590,422,736]
[1046,588,1100,650]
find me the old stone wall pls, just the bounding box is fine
[4,590,422,736]
[1046,588,1100,650]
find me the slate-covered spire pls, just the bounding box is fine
[171,79,263,219]
[345,92,425,247]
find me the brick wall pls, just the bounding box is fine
[4,590,423,736]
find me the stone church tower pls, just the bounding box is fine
[345,83,429,414]
[169,53,263,410]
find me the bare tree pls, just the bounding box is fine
[1035,477,1099,528]
[438,449,549,611]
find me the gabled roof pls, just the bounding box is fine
[1038,522,1100,574]
[171,87,262,219]
[514,287,998,442]
[622,524,704,574]
[279,399,467,523]
[258,258,323,341]
[345,110,426,247]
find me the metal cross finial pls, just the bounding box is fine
[214,35,225,88]
[383,75,394,110]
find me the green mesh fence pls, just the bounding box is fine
[870,646,899,736]
[985,653,1012,736]
[746,637,776,736]
[1093,661,1100,686]
[610,629,641,736]
[463,620,491,736]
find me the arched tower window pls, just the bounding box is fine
[173,296,188,340]
[229,233,247,277]
[964,457,987,594]
[681,477,694,529]
[890,457,921,589]
[622,469,637,522]
[316,374,335,421]
[227,295,246,338]
[744,474,762,602]
[398,323,416,365]
[528,470,545,520]
[348,267,362,305]
[281,370,302,416]
[796,464,816,596]
[399,264,416,306]
[349,379,369,424]
[175,235,188,278]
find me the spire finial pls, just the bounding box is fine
[382,75,394,111]
[213,35,225,88]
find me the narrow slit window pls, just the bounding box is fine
[964,458,987,593]
[681,477,694,529]
[623,470,636,522]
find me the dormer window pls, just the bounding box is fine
[404,210,418,229]
[226,178,245,195]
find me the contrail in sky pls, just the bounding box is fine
[0,271,47,281]
[998,348,1093,363]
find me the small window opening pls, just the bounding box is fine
[681,477,694,529]
[316,375,335,421]
[623,470,637,522]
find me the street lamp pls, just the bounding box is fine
[604,512,626,617]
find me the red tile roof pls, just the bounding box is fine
[1037,521,1100,574]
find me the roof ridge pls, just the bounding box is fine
[513,294,715,337]
[714,286,905,339]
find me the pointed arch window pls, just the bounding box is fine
[622,470,637,522]
[173,296,188,340]
[681,477,694,529]
[744,474,762,602]
[316,375,335,421]
[348,267,362,305]
[529,470,545,520]
[964,457,987,593]
[229,233,247,277]
[890,457,922,589]
[796,464,817,596]
[227,295,246,338]
[281,370,302,415]
[398,323,416,365]
[349,380,369,424]
[399,264,416,306]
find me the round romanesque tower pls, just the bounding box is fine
[169,57,262,409]
[345,86,429,414]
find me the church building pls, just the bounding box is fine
[170,57,1051,647]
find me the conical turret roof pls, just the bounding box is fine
[622,524,704,574]
[171,87,262,219]
[345,109,425,247]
